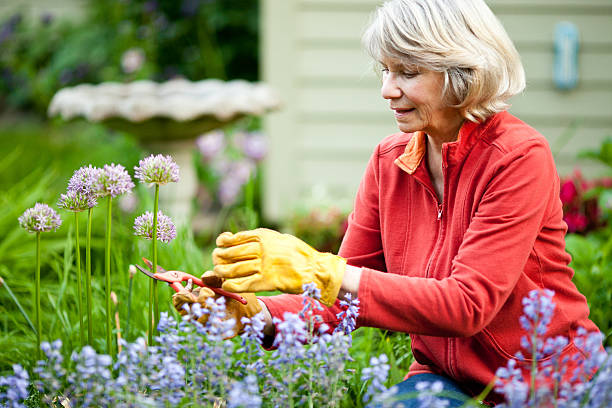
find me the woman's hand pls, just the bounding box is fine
[209,228,347,306]
[172,278,263,338]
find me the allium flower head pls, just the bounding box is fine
[68,165,104,197]
[134,154,179,185]
[196,130,225,161]
[236,131,267,162]
[58,190,97,212]
[99,163,135,198]
[133,211,176,243]
[19,203,62,233]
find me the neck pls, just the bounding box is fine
[426,116,465,154]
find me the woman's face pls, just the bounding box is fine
[380,57,463,141]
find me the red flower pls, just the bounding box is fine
[560,180,578,204]
[564,211,588,233]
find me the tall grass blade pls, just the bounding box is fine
[0,274,36,335]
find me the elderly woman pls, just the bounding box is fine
[174,0,601,405]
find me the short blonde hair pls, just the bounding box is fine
[363,0,525,122]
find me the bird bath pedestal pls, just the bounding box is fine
[48,78,280,226]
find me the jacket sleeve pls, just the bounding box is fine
[259,145,387,331]
[338,145,387,271]
[357,139,558,337]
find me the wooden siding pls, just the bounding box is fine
[0,0,85,21]
[262,0,612,220]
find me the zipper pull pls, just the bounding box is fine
[437,205,442,220]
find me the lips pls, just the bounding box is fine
[392,108,415,118]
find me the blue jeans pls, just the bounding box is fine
[384,373,471,407]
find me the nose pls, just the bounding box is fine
[381,72,402,100]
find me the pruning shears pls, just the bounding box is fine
[135,257,248,305]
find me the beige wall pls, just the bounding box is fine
[262,0,612,221]
[0,0,84,21]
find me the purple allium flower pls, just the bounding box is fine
[57,190,97,212]
[196,130,225,161]
[68,165,104,197]
[218,176,243,207]
[99,164,135,198]
[236,131,267,162]
[19,203,62,233]
[134,154,179,185]
[0,364,30,406]
[133,211,176,243]
[335,292,360,335]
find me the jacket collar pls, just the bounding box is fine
[394,112,502,175]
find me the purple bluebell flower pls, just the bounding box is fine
[415,381,449,408]
[336,292,360,335]
[98,163,134,198]
[19,203,62,233]
[133,211,177,243]
[134,154,180,185]
[495,359,529,407]
[228,375,262,408]
[0,364,29,407]
[196,130,225,161]
[236,131,268,162]
[58,190,97,212]
[362,354,397,406]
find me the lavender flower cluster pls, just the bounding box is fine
[0,289,370,407]
[494,289,611,407]
[196,129,267,207]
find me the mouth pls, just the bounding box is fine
[392,108,416,118]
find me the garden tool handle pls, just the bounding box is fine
[166,274,248,305]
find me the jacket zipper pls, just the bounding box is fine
[417,146,458,379]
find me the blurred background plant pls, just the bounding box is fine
[562,137,612,347]
[0,0,258,115]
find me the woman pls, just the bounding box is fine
[174,0,601,405]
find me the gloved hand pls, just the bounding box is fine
[210,228,346,307]
[172,279,262,337]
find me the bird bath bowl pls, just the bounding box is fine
[48,78,281,225]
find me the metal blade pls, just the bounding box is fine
[134,264,159,280]
[142,257,167,273]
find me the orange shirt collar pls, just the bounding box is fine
[393,119,482,175]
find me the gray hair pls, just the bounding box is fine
[362,0,525,122]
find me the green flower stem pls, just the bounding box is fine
[152,184,160,344]
[105,196,113,357]
[0,276,36,334]
[74,212,84,348]
[244,174,254,212]
[85,208,93,345]
[35,231,41,361]
[126,271,134,342]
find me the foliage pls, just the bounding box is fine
[288,206,349,254]
[0,0,259,115]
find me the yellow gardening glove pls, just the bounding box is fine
[210,228,346,307]
[172,279,262,338]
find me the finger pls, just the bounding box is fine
[215,230,261,248]
[213,259,261,279]
[201,271,223,288]
[222,274,270,293]
[195,287,215,302]
[212,242,261,265]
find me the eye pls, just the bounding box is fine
[401,71,418,78]
[380,67,390,75]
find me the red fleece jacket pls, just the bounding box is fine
[260,111,599,403]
